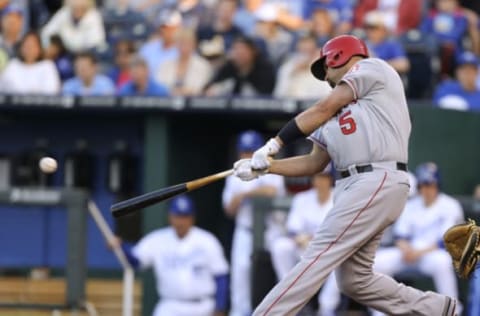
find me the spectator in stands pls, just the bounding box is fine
[0,31,60,94]
[252,3,293,67]
[110,195,229,316]
[139,9,180,76]
[204,36,275,97]
[271,169,340,316]
[102,0,149,45]
[236,0,306,32]
[274,34,332,100]
[303,0,353,35]
[118,56,169,96]
[41,0,106,53]
[62,52,115,96]
[310,8,336,47]
[44,35,74,81]
[0,5,24,64]
[108,40,135,90]
[433,51,480,111]
[172,0,216,29]
[156,29,212,96]
[373,162,464,316]
[421,0,479,77]
[0,0,29,33]
[197,0,244,62]
[353,0,423,35]
[363,10,410,74]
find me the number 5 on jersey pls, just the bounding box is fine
[339,110,357,135]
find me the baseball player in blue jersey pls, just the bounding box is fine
[112,196,229,316]
[233,34,459,315]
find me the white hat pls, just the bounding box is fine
[364,10,386,28]
[254,3,278,22]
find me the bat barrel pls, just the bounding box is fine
[110,169,234,218]
[111,184,187,218]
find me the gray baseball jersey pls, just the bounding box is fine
[253,58,457,316]
[309,58,411,170]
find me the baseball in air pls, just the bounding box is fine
[39,157,58,173]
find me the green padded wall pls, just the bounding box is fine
[409,106,480,195]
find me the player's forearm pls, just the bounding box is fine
[245,186,278,198]
[269,155,325,177]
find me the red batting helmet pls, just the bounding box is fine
[310,35,369,80]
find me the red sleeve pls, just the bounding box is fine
[353,0,378,28]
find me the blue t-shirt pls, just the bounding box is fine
[433,80,480,112]
[62,75,116,96]
[367,39,407,61]
[303,0,352,22]
[118,79,169,96]
[139,39,178,75]
[420,10,468,51]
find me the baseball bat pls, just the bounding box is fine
[111,169,234,218]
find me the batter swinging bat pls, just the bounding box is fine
[111,169,234,218]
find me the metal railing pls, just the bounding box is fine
[87,200,134,316]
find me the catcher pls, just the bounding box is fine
[443,219,480,279]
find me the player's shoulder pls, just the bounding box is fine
[141,227,173,242]
[344,57,388,78]
[190,227,221,244]
[357,57,386,68]
[437,193,462,209]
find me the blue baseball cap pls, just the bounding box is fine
[168,196,195,216]
[456,51,478,67]
[415,162,441,186]
[2,5,23,17]
[236,130,263,152]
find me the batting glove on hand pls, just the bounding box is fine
[251,138,281,170]
[234,159,266,181]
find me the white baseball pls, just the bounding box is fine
[39,157,58,173]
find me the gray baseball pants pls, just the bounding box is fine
[253,166,456,316]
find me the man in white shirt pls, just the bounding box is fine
[114,195,229,316]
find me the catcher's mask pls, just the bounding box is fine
[310,35,369,81]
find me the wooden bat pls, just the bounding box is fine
[111,169,234,218]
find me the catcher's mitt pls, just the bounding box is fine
[443,219,480,279]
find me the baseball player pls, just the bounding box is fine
[270,168,340,316]
[233,35,459,315]
[113,196,229,316]
[222,130,286,316]
[372,162,464,316]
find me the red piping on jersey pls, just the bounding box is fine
[342,78,358,101]
[261,172,388,316]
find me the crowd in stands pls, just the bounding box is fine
[0,0,479,110]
